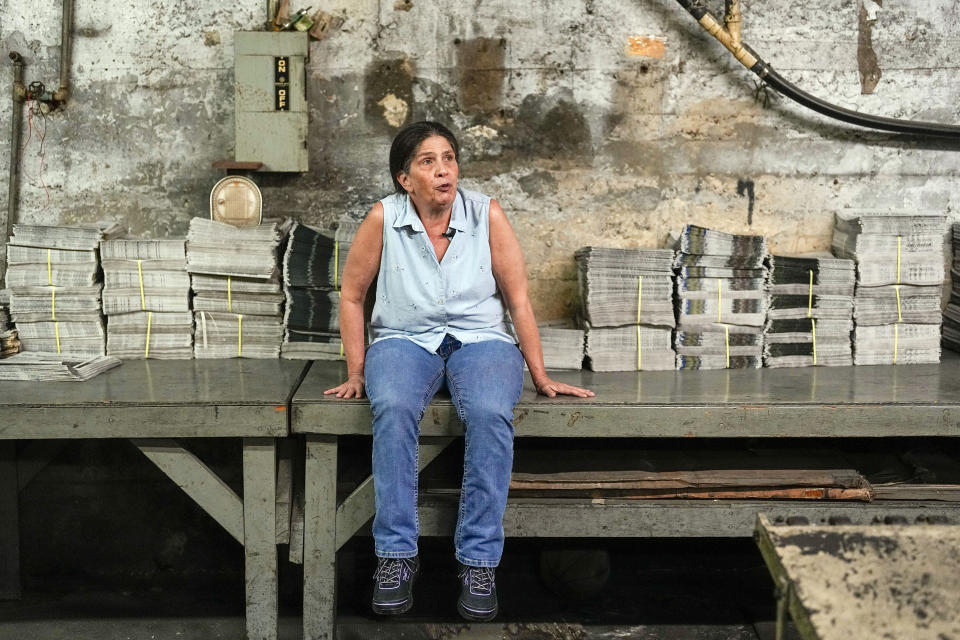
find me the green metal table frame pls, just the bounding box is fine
[0,358,309,640]
[292,354,960,640]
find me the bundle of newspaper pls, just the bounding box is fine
[539,325,585,370]
[832,213,946,365]
[100,239,193,359]
[674,225,768,369]
[4,222,123,359]
[0,351,121,381]
[674,324,763,370]
[944,223,960,353]
[187,218,287,359]
[280,221,359,360]
[585,324,674,371]
[575,246,675,371]
[763,255,855,367]
[0,289,19,358]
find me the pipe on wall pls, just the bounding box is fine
[53,0,74,103]
[6,52,25,267]
[675,0,960,139]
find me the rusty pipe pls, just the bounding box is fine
[675,0,960,138]
[6,52,25,259]
[52,0,74,103]
[724,0,743,48]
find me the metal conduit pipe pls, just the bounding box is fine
[6,52,25,260]
[53,0,74,103]
[675,0,960,139]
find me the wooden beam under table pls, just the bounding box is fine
[243,438,279,640]
[0,442,20,600]
[304,436,337,640]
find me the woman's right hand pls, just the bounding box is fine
[323,374,365,399]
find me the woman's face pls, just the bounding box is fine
[397,135,459,211]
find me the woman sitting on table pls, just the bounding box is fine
[325,120,593,621]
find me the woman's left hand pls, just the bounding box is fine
[533,376,595,398]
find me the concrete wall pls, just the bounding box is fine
[2,0,959,322]
[1,0,959,586]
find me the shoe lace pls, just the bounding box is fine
[465,566,494,596]
[375,558,410,588]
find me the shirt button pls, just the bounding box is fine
[438,298,445,305]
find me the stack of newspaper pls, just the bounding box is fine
[539,325,586,370]
[4,223,122,358]
[832,213,946,365]
[575,246,675,371]
[187,218,286,359]
[0,351,121,381]
[1,289,19,358]
[280,220,359,360]
[101,239,193,359]
[674,225,768,369]
[763,255,855,367]
[942,223,960,353]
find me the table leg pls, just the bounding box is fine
[0,441,20,600]
[303,435,337,640]
[243,437,278,640]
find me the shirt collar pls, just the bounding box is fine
[393,189,467,234]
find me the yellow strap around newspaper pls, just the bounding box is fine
[893,322,899,364]
[807,269,814,318]
[237,314,243,357]
[811,317,817,366]
[50,286,56,321]
[144,311,153,359]
[54,321,61,354]
[339,340,344,358]
[637,276,643,370]
[227,276,233,312]
[896,235,901,284]
[717,278,722,322]
[895,285,902,322]
[724,324,730,369]
[137,259,146,311]
[334,241,340,289]
[47,249,52,285]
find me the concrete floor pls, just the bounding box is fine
[0,538,803,640]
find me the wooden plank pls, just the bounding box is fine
[509,468,867,490]
[16,440,67,491]
[871,484,960,501]
[0,442,20,600]
[132,439,244,544]
[275,439,293,545]
[412,498,960,538]
[508,487,874,501]
[303,436,337,640]
[243,438,278,640]
[335,438,454,550]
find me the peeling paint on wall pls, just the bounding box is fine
[626,36,666,58]
[858,0,883,94]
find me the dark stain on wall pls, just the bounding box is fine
[737,178,756,225]
[518,170,558,198]
[456,37,506,114]
[857,0,882,94]
[364,58,414,131]
[514,94,592,159]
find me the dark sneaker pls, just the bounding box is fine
[372,556,419,615]
[457,564,498,621]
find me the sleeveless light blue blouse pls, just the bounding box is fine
[369,188,515,352]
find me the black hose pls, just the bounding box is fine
[676,0,960,139]
[754,62,960,139]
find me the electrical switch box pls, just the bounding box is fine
[234,31,309,172]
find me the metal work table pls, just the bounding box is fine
[291,354,960,640]
[0,358,309,640]
[755,514,960,640]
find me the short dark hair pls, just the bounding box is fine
[389,121,459,193]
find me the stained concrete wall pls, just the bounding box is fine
[1,0,959,586]
[2,0,959,322]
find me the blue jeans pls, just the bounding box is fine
[365,335,524,568]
